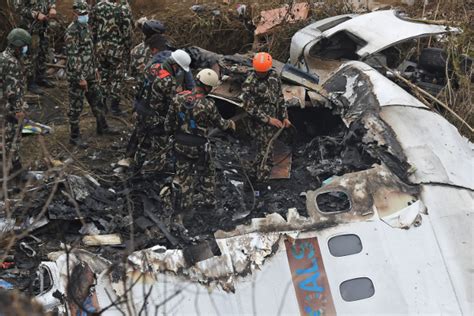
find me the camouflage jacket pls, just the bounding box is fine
[165,89,232,137]
[65,21,97,82]
[0,47,25,116]
[91,0,133,59]
[241,70,287,124]
[137,60,177,125]
[130,42,152,79]
[14,0,56,30]
[118,0,133,50]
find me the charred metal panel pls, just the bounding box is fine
[306,164,419,224]
[323,64,412,180]
[285,237,336,316]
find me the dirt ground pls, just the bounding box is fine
[21,81,131,172]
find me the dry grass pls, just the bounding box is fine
[405,0,473,139]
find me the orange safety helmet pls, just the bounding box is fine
[253,52,273,72]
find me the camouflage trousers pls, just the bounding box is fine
[98,56,124,104]
[247,121,276,182]
[67,78,105,133]
[25,29,50,81]
[1,119,22,172]
[172,144,216,212]
[132,120,168,169]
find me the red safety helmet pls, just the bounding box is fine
[253,52,272,72]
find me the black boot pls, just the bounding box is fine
[69,125,88,148]
[96,116,120,136]
[110,99,126,116]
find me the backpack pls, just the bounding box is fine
[133,62,171,116]
[174,91,207,147]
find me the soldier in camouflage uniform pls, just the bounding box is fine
[14,0,56,94]
[131,49,192,171]
[0,29,31,176]
[131,48,192,171]
[125,35,194,164]
[118,0,134,73]
[129,19,166,80]
[65,1,118,148]
[91,0,133,115]
[241,52,292,182]
[165,69,235,212]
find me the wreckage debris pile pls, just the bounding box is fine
[0,90,386,304]
[0,104,383,296]
[4,106,377,245]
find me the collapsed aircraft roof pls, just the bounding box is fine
[290,10,460,64]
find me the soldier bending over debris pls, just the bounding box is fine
[164,68,236,215]
[131,44,192,172]
[240,52,292,182]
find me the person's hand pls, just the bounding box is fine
[79,79,88,91]
[37,12,48,21]
[15,111,26,121]
[48,8,57,18]
[283,118,292,128]
[268,117,283,128]
[228,120,236,131]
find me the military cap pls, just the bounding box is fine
[73,1,89,14]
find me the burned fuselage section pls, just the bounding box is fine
[3,27,470,315]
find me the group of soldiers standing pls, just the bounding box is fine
[1,0,292,219]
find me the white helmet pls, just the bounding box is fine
[170,49,191,72]
[196,68,220,87]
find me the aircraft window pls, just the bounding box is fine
[328,234,362,257]
[340,277,375,302]
[316,191,351,213]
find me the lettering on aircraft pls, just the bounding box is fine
[285,237,336,316]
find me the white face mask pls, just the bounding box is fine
[78,14,89,24]
[21,45,28,55]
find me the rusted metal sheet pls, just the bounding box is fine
[285,237,336,316]
[270,140,292,179]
